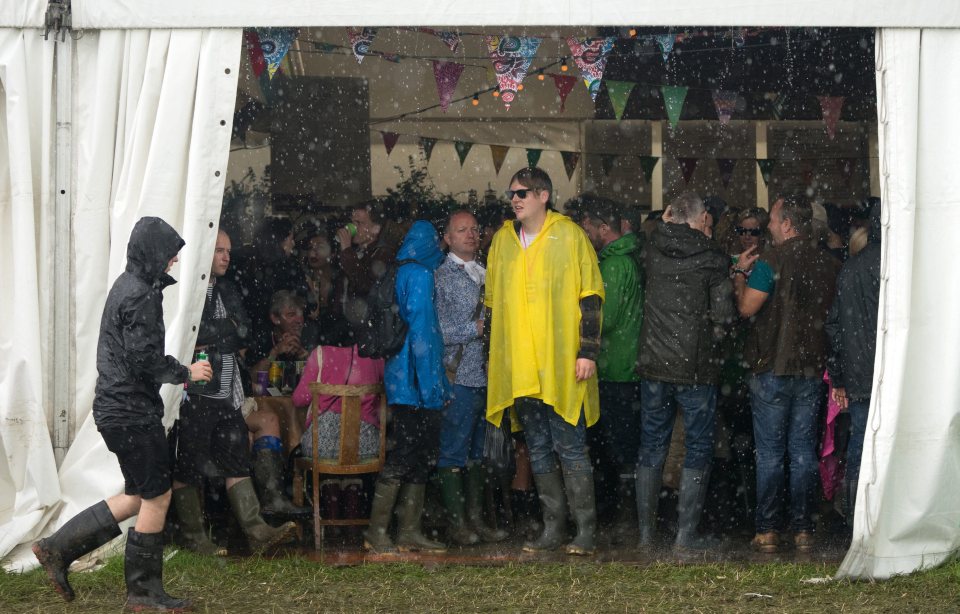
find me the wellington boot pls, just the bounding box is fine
[32,500,122,602]
[609,465,637,545]
[636,464,662,548]
[226,479,297,553]
[124,529,191,612]
[510,489,542,540]
[396,483,447,553]
[465,465,509,543]
[171,488,226,557]
[522,471,568,552]
[252,449,310,516]
[363,480,400,553]
[673,468,721,552]
[563,471,597,556]
[437,468,479,546]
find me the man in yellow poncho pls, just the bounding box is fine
[485,167,604,555]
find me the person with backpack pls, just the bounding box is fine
[363,220,452,553]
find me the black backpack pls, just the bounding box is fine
[356,259,418,359]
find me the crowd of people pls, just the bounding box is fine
[32,169,881,609]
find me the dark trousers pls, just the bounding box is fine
[379,406,443,484]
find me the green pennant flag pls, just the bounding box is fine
[526,148,543,169]
[601,154,617,176]
[560,151,580,180]
[660,85,688,129]
[638,156,660,184]
[420,137,437,163]
[756,159,777,185]
[454,141,473,167]
[605,80,636,121]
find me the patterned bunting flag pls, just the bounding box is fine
[420,137,437,163]
[381,132,400,157]
[454,141,473,167]
[638,156,660,184]
[712,90,738,125]
[606,81,636,121]
[347,27,377,64]
[489,145,510,175]
[660,86,688,129]
[484,36,542,109]
[756,159,777,185]
[561,151,580,180]
[433,30,462,53]
[551,75,578,112]
[255,28,299,80]
[654,34,676,62]
[431,61,465,112]
[716,159,738,188]
[526,149,543,169]
[678,158,699,183]
[244,30,268,78]
[818,96,846,140]
[601,154,618,177]
[768,92,789,121]
[565,37,617,101]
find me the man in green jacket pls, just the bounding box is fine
[576,195,644,543]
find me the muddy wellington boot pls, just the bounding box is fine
[636,464,663,547]
[563,471,598,556]
[124,528,191,612]
[610,464,638,545]
[465,465,509,542]
[396,483,447,553]
[674,468,721,552]
[226,479,298,553]
[251,448,310,516]
[363,479,401,553]
[32,500,122,602]
[171,487,226,557]
[437,468,480,546]
[522,471,568,553]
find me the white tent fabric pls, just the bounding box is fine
[0,2,45,28]
[836,28,960,580]
[0,27,241,571]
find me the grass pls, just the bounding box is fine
[2,552,960,613]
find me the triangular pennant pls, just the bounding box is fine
[712,90,738,125]
[489,145,510,175]
[565,37,617,100]
[347,27,377,64]
[561,151,580,180]
[654,34,676,62]
[433,30,462,52]
[606,80,636,121]
[768,92,788,121]
[716,159,738,188]
[454,141,473,167]
[756,159,777,185]
[660,86,688,129]
[677,157,699,183]
[837,158,856,183]
[638,156,660,184]
[420,137,437,163]
[601,154,617,177]
[551,74,578,112]
[381,132,400,157]
[484,36,542,109]
[818,96,846,140]
[526,149,543,169]
[255,28,298,80]
[244,30,268,78]
[431,60,465,112]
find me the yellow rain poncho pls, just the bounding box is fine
[485,210,605,427]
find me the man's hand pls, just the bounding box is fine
[189,360,213,384]
[832,386,849,411]
[274,334,307,359]
[575,358,596,382]
[334,227,353,252]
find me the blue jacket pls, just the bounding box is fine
[385,221,451,409]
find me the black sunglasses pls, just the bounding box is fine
[505,188,537,200]
[736,227,763,237]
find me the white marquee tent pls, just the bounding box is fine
[1,1,959,580]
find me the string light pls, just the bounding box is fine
[560,57,569,72]
[537,71,545,81]
[518,83,524,91]
[492,87,500,98]
[472,94,479,106]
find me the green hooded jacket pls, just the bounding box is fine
[597,232,644,382]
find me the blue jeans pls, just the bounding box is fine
[637,380,717,471]
[846,398,870,484]
[437,385,487,468]
[598,381,643,466]
[515,397,591,476]
[750,371,821,533]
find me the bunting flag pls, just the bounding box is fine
[838,158,856,183]
[551,74,578,112]
[561,151,580,180]
[712,90,738,125]
[601,154,617,176]
[654,34,676,62]
[431,60,465,112]
[484,36,542,109]
[660,86,688,129]
[454,141,473,167]
[638,156,660,184]
[526,148,543,168]
[244,30,268,78]
[347,27,377,63]
[678,158,699,183]
[255,28,298,80]
[432,30,462,52]
[381,132,400,156]
[565,37,617,100]
[420,137,437,162]
[756,159,777,185]
[489,145,510,175]
[606,81,636,121]
[768,92,789,121]
[818,95,846,140]
[716,158,737,188]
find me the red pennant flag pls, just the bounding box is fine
[551,75,578,112]
[561,151,580,180]
[490,145,510,175]
[381,132,400,157]
[678,157,699,183]
[431,60,465,112]
[716,159,737,188]
[818,96,845,140]
[244,30,267,78]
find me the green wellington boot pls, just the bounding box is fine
[226,479,298,553]
[363,479,401,553]
[172,487,226,556]
[563,471,597,556]
[522,470,568,552]
[396,483,447,553]
[437,468,480,546]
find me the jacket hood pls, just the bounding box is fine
[868,200,882,244]
[397,220,444,270]
[125,216,185,283]
[600,231,639,259]
[651,221,714,259]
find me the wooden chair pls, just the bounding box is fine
[292,382,387,550]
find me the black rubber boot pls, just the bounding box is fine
[171,488,226,557]
[251,449,310,516]
[522,471,568,552]
[610,464,638,545]
[465,464,509,543]
[124,529,191,612]
[510,489,542,540]
[636,464,662,547]
[396,483,447,553]
[363,479,401,553]
[674,467,721,551]
[437,468,480,546]
[563,471,597,556]
[226,479,298,553]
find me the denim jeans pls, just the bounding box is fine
[437,385,487,468]
[846,398,870,484]
[637,380,717,471]
[597,381,643,466]
[515,397,591,476]
[749,371,822,533]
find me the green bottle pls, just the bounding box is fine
[195,351,207,386]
